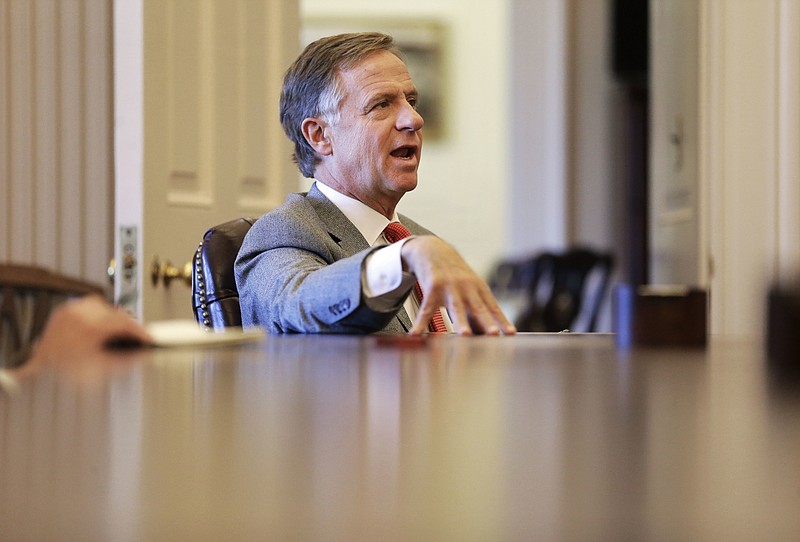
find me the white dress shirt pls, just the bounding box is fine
[315,181,451,331]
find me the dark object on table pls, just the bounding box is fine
[766,285,800,383]
[614,284,707,348]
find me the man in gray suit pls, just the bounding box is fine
[236,32,515,336]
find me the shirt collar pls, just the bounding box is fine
[315,181,398,245]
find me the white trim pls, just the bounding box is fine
[777,0,800,285]
[698,0,725,333]
[113,0,145,317]
[699,0,783,336]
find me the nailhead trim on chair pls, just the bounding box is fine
[192,217,255,330]
[195,244,211,329]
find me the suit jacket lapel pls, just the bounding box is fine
[306,184,370,256]
[306,184,414,334]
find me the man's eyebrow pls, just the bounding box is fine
[364,90,399,104]
[363,88,418,106]
[360,91,395,112]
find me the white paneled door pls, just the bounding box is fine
[114,0,298,322]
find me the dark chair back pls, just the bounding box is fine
[511,248,614,332]
[192,217,256,330]
[0,264,104,367]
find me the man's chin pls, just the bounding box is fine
[398,180,418,194]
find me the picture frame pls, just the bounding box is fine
[302,17,447,140]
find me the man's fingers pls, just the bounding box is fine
[409,279,517,336]
[476,285,517,334]
[400,237,516,335]
[459,289,501,335]
[448,285,516,336]
[443,294,472,335]
[411,296,457,335]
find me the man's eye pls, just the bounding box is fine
[408,97,418,109]
[373,101,389,110]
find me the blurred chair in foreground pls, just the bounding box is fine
[489,248,614,332]
[191,217,257,330]
[0,264,105,368]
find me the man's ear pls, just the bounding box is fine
[301,117,332,156]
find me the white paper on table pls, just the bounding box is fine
[146,320,265,347]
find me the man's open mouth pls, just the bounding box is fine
[390,146,416,159]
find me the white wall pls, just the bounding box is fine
[300,0,511,276]
[569,0,622,254]
[508,0,569,256]
[699,0,800,336]
[650,0,701,286]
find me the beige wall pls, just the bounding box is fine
[0,0,113,289]
[300,0,512,276]
[650,0,701,286]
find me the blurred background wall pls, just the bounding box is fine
[3,0,799,335]
[300,0,632,331]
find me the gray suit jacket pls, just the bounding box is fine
[235,184,433,333]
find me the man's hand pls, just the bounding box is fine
[400,236,516,336]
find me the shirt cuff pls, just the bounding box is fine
[364,237,414,297]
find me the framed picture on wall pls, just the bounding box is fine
[302,18,447,140]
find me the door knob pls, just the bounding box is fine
[150,256,192,288]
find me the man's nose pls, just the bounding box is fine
[398,101,424,131]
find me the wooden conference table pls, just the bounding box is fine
[1,333,799,541]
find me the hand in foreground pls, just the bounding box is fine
[27,295,153,369]
[400,236,517,336]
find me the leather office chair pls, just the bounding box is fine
[487,256,539,325]
[487,256,538,295]
[515,248,614,332]
[490,248,614,333]
[192,217,257,330]
[0,264,105,367]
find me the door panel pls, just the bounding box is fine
[114,0,298,322]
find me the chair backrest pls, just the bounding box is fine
[487,256,539,326]
[192,217,256,330]
[513,248,614,332]
[0,264,105,367]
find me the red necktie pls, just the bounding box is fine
[383,222,448,333]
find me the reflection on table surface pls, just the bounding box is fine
[2,334,799,541]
